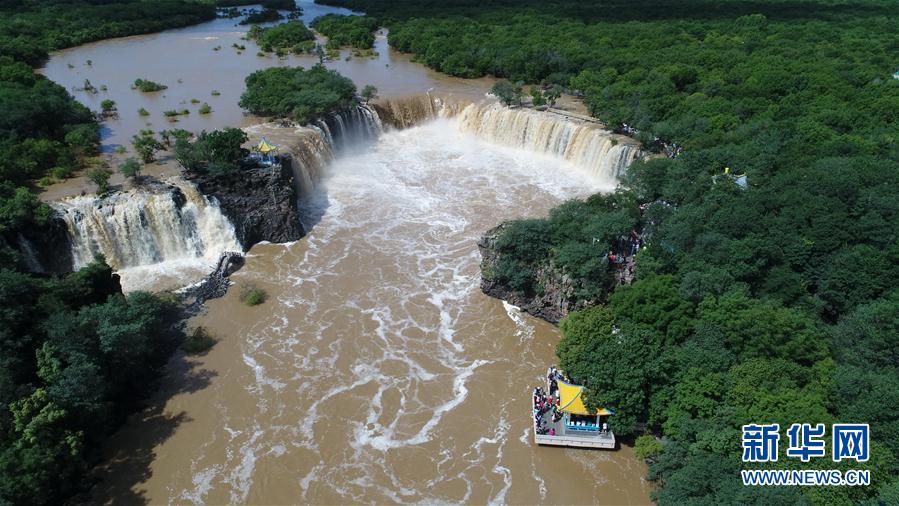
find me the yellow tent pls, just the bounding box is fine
[557,380,612,416]
[256,137,276,154]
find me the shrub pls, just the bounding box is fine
[634,435,664,460]
[132,78,167,92]
[174,127,248,176]
[50,166,72,180]
[86,167,113,194]
[118,157,141,180]
[138,107,150,116]
[240,284,267,306]
[183,326,217,354]
[198,102,212,114]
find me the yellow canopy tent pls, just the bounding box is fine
[557,380,612,416]
[256,137,276,154]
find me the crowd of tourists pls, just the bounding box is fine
[533,366,570,436]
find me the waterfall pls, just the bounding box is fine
[371,93,440,129]
[456,103,642,180]
[315,104,382,152]
[54,179,241,271]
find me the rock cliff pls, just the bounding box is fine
[185,157,305,250]
[478,224,594,324]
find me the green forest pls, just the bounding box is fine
[239,65,358,123]
[321,0,899,504]
[0,1,216,504]
[311,13,378,49]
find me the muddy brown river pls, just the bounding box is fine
[41,4,651,504]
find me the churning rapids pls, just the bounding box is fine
[84,104,651,504]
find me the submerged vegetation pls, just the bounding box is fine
[183,326,217,354]
[239,65,357,123]
[132,78,168,92]
[240,284,268,306]
[321,0,899,503]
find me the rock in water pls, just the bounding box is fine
[182,251,245,313]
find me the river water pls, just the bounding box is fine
[40,1,498,152]
[38,4,650,504]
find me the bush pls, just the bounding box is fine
[183,326,217,354]
[198,102,212,114]
[174,127,249,176]
[86,167,112,193]
[118,157,141,180]
[132,78,167,92]
[138,107,150,116]
[50,166,72,180]
[634,435,664,460]
[240,285,267,306]
[131,130,163,163]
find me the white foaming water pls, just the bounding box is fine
[54,178,241,291]
[457,102,642,183]
[172,118,637,504]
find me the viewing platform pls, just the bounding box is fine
[532,368,616,449]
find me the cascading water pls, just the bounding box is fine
[315,104,382,153]
[54,179,241,278]
[456,103,642,181]
[371,92,441,129]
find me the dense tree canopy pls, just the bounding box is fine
[311,14,378,49]
[239,65,358,123]
[0,259,179,504]
[249,20,315,53]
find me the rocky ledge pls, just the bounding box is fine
[478,224,594,324]
[186,157,305,250]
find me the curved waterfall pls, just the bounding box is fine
[314,105,382,152]
[372,93,441,129]
[456,103,642,180]
[55,180,241,271]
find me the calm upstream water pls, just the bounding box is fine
[39,4,651,504]
[40,1,496,152]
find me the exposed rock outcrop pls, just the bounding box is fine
[185,158,305,250]
[478,224,593,324]
[181,251,244,314]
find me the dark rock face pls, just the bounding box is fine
[478,224,591,324]
[186,157,306,250]
[16,214,74,273]
[181,251,245,314]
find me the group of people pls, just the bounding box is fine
[533,386,563,436]
[619,122,684,159]
[533,366,572,436]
